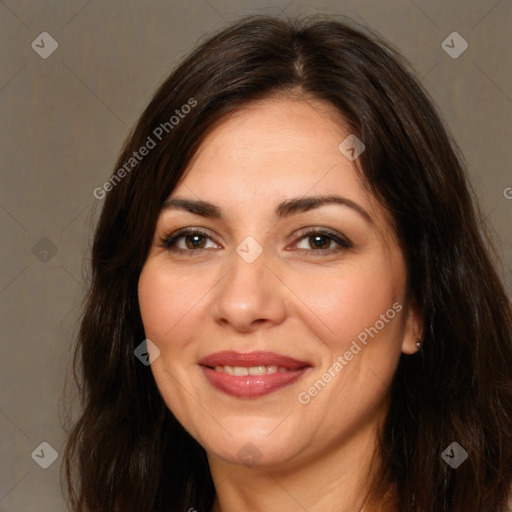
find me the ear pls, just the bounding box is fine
[401,298,424,355]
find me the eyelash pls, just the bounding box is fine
[158,227,353,256]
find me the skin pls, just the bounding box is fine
[138,94,423,512]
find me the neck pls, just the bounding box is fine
[208,412,391,512]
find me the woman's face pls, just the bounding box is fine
[138,96,421,469]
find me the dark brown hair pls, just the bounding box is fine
[62,14,512,512]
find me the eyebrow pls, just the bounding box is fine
[161,194,372,224]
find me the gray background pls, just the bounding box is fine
[1,0,511,510]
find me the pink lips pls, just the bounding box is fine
[198,351,312,398]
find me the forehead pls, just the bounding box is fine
[176,97,360,196]
[169,96,395,240]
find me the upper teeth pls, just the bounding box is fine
[214,365,288,376]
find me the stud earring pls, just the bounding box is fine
[415,339,423,350]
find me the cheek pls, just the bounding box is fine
[137,262,209,432]
[291,265,405,428]
[138,262,205,348]
[287,259,405,353]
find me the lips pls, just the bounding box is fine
[199,351,310,370]
[198,351,312,398]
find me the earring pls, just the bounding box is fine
[415,339,423,350]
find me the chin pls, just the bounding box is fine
[198,421,305,468]
[208,439,299,469]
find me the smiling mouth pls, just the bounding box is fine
[198,351,312,398]
[211,365,289,375]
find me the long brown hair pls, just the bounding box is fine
[62,14,512,511]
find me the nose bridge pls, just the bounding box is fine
[210,244,287,330]
[223,245,271,307]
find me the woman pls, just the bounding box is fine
[62,14,512,512]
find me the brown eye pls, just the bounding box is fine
[160,228,221,252]
[292,229,353,254]
[308,234,332,250]
[184,234,207,249]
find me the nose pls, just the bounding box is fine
[210,248,288,333]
